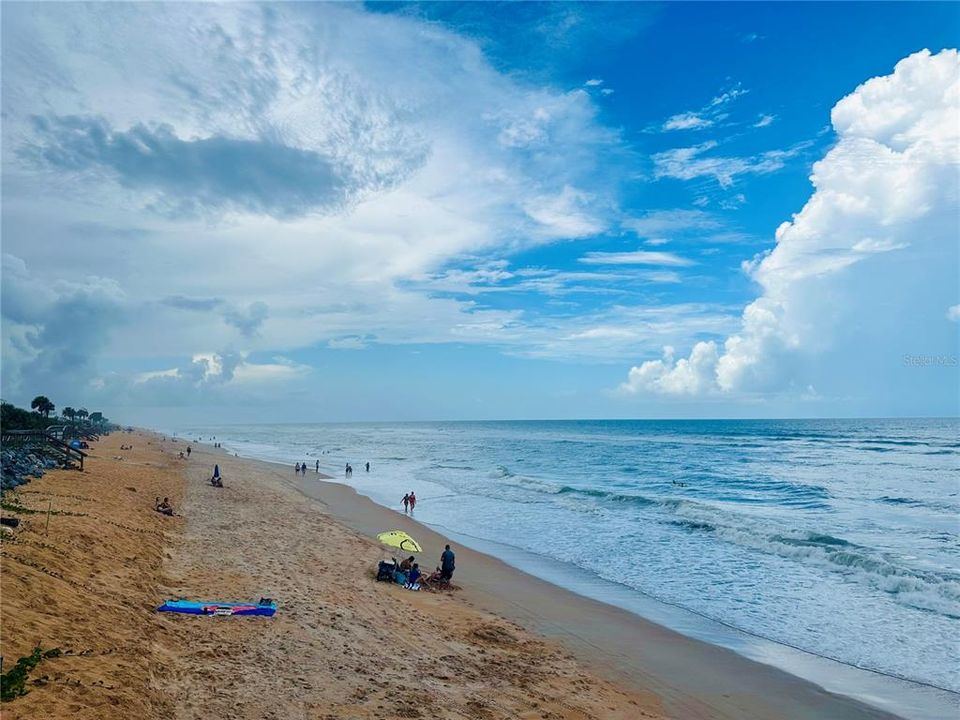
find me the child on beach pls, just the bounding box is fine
[404,563,422,590]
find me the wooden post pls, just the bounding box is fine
[45,500,52,535]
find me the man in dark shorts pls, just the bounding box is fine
[440,544,455,581]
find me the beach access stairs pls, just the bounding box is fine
[1,429,87,470]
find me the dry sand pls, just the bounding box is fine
[1,432,182,718]
[0,431,901,719]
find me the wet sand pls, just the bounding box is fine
[1,431,904,719]
[291,461,902,720]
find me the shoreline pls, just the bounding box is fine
[1,431,948,718]
[288,467,914,720]
[210,443,956,720]
[199,445,904,719]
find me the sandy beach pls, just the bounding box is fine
[1,431,903,719]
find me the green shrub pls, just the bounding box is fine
[1,646,62,701]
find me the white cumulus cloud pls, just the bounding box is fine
[622,49,960,403]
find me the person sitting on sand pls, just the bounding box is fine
[421,566,445,588]
[156,497,174,516]
[404,563,422,590]
[399,555,415,572]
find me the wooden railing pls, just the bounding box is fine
[1,430,87,470]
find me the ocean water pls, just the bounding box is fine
[174,418,960,697]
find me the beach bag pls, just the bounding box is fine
[376,560,396,582]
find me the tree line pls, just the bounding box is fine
[1,396,112,432]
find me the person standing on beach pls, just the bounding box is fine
[186,446,191,457]
[402,493,410,513]
[440,544,455,581]
[408,491,416,512]
[295,462,301,473]
[315,460,319,473]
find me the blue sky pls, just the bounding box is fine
[1,3,957,424]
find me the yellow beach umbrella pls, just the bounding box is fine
[377,530,422,554]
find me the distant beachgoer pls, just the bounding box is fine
[315,460,320,473]
[345,464,352,478]
[156,497,174,516]
[365,462,370,472]
[296,462,301,473]
[402,493,410,513]
[186,446,191,457]
[408,491,416,512]
[154,496,161,510]
[440,544,455,581]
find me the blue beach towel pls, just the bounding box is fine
[157,598,277,616]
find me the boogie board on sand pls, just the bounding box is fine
[157,598,277,616]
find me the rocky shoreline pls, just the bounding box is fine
[1,448,65,492]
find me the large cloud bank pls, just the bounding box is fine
[0,3,634,408]
[622,50,960,404]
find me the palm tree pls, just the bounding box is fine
[76,408,89,423]
[62,407,77,422]
[31,395,55,418]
